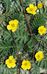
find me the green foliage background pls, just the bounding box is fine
[0,0,47,74]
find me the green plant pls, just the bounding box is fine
[0,0,47,74]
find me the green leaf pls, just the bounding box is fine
[31,64,40,74]
[3,0,11,12]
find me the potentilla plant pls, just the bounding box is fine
[0,0,47,74]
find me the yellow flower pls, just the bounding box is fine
[7,19,19,32]
[5,56,16,68]
[38,26,46,35]
[21,60,31,70]
[35,51,44,61]
[38,3,43,9]
[26,4,37,15]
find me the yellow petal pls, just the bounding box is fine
[11,25,18,32]
[5,59,9,65]
[12,28,16,32]
[34,6,37,11]
[7,25,11,30]
[12,64,16,68]
[13,19,19,25]
[26,7,30,12]
[9,20,14,25]
[26,7,32,14]
[7,64,12,68]
[29,4,34,9]
[21,65,27,70]
[31,11,36,15]
[9,56,14,59]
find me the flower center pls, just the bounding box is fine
[30,8,34,11]
[9,60,12,63]
[37,55,40,58]
[40,29,44,32]
[30,7,35,12]
[24,63,27,66]
[11,23,15,27]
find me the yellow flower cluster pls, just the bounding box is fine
[26,3,43,15]
[5,51,44,69]
[5,56,31,70]
[7,19,19,32]
[5,2,45,70]
[38,26,46,35]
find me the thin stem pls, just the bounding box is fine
[16,52,21,74]
[19,0,22,6]
[24,13,32,36]
[36,0,38,6]
[19,0,32,36]
[17,68,20,74]
[11,32,16,47]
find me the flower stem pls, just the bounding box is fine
[17,68,20,74]
[36,0,38,6]
[19,0,32,36]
